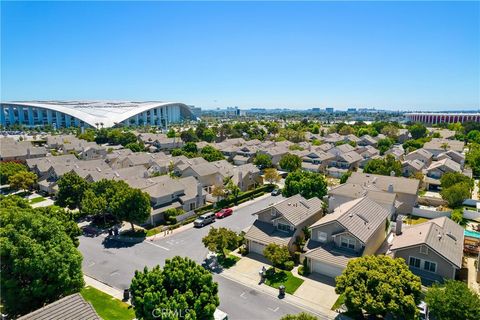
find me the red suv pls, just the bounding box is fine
[215,208,233,219]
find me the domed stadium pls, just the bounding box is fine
[0,101,197,128]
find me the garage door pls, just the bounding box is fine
[312,260,343,278]
[249,241,266,255]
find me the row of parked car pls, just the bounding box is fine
[193,208,234,228]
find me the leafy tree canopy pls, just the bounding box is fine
[202,227,241,256]
[363,154,402,176]
[426,280,480,320]
[408,123,428,140]
[335,255,422,318]
[8,171,37,191]
[279,153,302,172]
[440,182,471,208]
[55,172,89,209]
[0,161,27,184]
[280,313,318,320]
[254,153,273,168]
[130,256,219,320]
[283,170,327,199]
[1,203,84,317]
[263,243,292,268]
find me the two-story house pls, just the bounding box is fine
[244,195,324,255]
[303,197,390,278]
[390,217,464,284]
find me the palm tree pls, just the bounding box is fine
[441,142,449,151]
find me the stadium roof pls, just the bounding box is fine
[2,100,194,127]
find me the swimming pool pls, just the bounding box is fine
[464,229,480,239]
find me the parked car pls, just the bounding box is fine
[215,208,233,219]
[271,188,282,196]
[194,212,216,227]
[417,301,429,320]
[214,308,229,320]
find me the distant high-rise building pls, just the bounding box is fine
[326,107,334,113]
[311,108,320,112]
[347,108,357,113]
[189,105,202,119]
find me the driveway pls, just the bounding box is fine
[223,253,338,317]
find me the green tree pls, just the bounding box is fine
[335,255,422,318]
[180,128,198,142]
[381,124,399,139]
[201,145,225,162]
[125,142,144,152]
[1,206,84,317]
[119,131,138,146]
[403,139,424,153]
[183,141,198,154]
[167,128,176,138]
[377,137,394,155]
[202,128,216,142]
[226,178,241,205]
[425,280,480,320]
[112,187,151,231]
[339,171,352,184]
[466,143,480,176]
[94,128,109,144]
[280,313,318,320]
[81,188,107,219]
[440,182,471,208]
[163,208,184,225]
[283,170,328,199]
[363,154,402,176]
[55,172,89,209]
[8,171,37,192]
[130,256,219,320]
[211,184,226,202]
[409,123,427,140]
[440,172,474,191]
[77,128,96,142]
[263,243,292,268]
[264,168,281,185]
[0,161,27,184]
[279,153,302,172]
[254,152,273,168]
[202,227,241,256]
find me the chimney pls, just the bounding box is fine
[387,183,394,193]
[390,170,395,177]
[395,215,403,235]
[196,183,203,207]
[238,171,243,190]
[143,171,149,178]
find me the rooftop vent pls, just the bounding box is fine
[438,234,442,240]
[446,232,457,242]
[357,213,369,224]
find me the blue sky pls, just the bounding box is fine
[1,1,479,111]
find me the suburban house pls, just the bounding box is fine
[346,172,420,214]
[232,163,263,191]
[397,129,411,143]
[26,154,78,177]
[0,137,47,161]
[358,135,378,147]
[138,133,184,151]
[325,145,363,177]
[384,146,405,160]
[179,159,234,192]
[404,148,433,167]
[18,293,100,320]
[244,195,324,255]
[423,138,464,158]
[390,217,464,283]
[78,144,108,160]
[328,183,398,219]
[426,158,462,179]
[402,159,425,177]
[436,150,465,167]
[303,197,390,278]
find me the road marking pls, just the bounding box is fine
[145,240,170,251]
[268,306,279,312]
[240,292,247,299]
[88,261,95,267]
[110,271,120,276]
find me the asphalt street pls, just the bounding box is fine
[79,194,329,319]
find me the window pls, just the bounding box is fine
[409,257,421,269]
[340,236,355,250]
[189,203,195,211]
[424,261,436,273]
[317,232,327,243]
[277,223,291,232]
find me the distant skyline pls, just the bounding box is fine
[1,1,479,111]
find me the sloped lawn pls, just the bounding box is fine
[81,286,135,320]
[264,268,304,294]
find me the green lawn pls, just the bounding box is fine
[331,293,346,310]
[29,196,46,204]
[80,286,135,320]
[264,268,304,294]
[217,254,240,269]
[405,216,429,225]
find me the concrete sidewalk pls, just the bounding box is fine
[146,193,274,241]
[84,274,129,304]
[221,255,339,319]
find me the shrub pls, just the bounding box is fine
[298,265,305,276]
[293,252,301,264]
[284,261,295,271]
